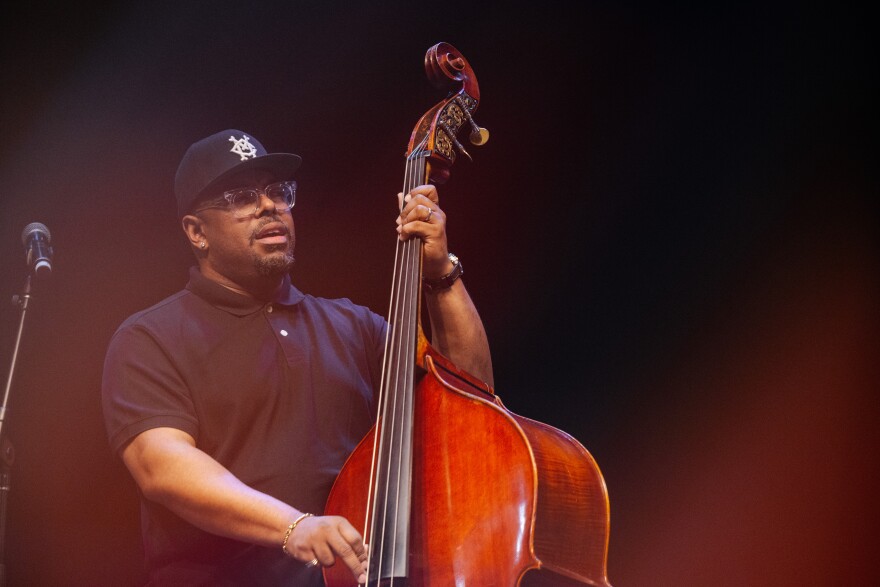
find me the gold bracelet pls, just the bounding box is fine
[281,512,314,558]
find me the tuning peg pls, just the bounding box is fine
[468,126,490,146]
[456,97,490,146]
[441,122,473,162]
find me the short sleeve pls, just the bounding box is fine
[370,310,388,360]
[101,322,199,455]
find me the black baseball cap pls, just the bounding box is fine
[174,129,302,217]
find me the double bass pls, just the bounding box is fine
[324,43,612,587]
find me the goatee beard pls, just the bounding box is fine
[254,245,295,277]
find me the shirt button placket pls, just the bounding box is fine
[266,304,292,345]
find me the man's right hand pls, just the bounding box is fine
[285,514,368,584]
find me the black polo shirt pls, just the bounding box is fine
[102,267,386,585]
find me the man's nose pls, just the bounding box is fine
[254,192,278,216]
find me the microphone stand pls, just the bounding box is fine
[0,274,36,587]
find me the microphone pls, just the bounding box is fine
[21,222,54,279]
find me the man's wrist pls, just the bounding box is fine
[281,512,313,558]
[422,253,463,293]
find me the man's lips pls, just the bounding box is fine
[254,222,289,244]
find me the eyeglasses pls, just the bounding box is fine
[195,180,297,218]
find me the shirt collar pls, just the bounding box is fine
[185,266,305,316]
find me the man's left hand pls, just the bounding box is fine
[397,185,454,280]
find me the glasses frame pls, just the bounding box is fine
[194,180,297,218]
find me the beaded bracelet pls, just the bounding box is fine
[282,512,314,558]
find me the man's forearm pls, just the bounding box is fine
[123,427,300,549]
[424,279,494,387]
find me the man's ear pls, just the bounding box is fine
[181,214,207,250]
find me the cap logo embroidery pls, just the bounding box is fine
[229,135,258,161]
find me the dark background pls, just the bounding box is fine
[0,2,875,585]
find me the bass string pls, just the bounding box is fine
[365,146,428,585]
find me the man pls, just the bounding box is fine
[102,129,493,586]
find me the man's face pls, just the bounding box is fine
[194,170,296,286]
